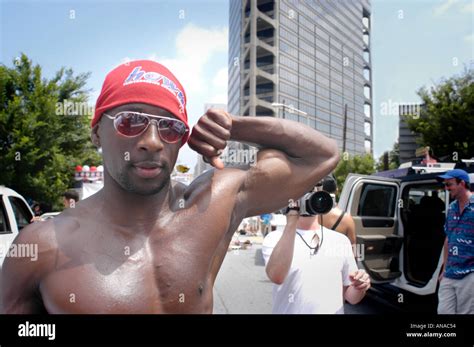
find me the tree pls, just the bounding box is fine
[334,153,376,197]
[404,67,474,160]
[376,142,400,171]
[0,54,101,210]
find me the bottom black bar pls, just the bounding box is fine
[0,314,472,345]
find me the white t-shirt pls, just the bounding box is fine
[262,227,358,314]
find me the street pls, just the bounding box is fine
[213,240,397,314]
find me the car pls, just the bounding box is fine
[338,163,474,312]
[0,186,34,268]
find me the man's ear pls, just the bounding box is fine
[91,124,101,148]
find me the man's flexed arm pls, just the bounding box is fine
[232,113,339,216]
[187,109,339,217]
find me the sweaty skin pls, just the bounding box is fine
[2,103,339,313]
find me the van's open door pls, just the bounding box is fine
[339,175,403,283]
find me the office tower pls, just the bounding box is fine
[228,0,373,154]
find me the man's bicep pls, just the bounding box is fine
[240,149,336,217]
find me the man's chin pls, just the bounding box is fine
[119,171,170,196]
[129,178,170,196]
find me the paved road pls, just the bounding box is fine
[213,243,397,314]
[213,244,272,314]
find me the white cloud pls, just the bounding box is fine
[433,0,459,16]
[208,93,228,104]
[433,0,473,16]
[112,23,228,101]
[212,67,228,89]
[157,24,228,96]
[461,1,474,12]
[464,33,474,42]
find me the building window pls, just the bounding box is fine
[364,122,371,137]
[364,85,371,99]
[364,140,371,153]
[364,104,371,118]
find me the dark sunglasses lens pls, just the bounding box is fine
[115,112,148,136]
[158,119,186,143]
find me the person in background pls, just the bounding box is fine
[437,169,473,314]
[63,189,80,209]
[262,203,370,314]
[318,175,356,246]
[30,202,44,223]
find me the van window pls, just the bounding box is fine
[405,185,446,212]
[8,197,31,230]
[0,197,11,233]
[358,184,396,217]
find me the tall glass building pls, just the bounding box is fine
[228,0,373,155]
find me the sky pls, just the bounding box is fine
[1,0,472,170]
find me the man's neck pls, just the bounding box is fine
[99,173,174,229]
[296,216,320,230]
[458,190,472,211]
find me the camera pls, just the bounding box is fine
[296,190,333,216]
[282,183,334,216]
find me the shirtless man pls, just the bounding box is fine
[2,60,339,313]
[318,175,356,245]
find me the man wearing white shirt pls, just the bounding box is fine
[262,209,370,314]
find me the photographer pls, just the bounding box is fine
[262,191,370,314]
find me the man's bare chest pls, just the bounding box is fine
[39,222,223,313]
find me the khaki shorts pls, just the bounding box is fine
[437,272,474,314]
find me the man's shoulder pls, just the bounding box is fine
[17,213,75,252]
[15,218,55,245]
[24,202,93,242]
[4,218,58,277]
[469,194,474,205]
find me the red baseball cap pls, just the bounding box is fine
[93,60,189,144]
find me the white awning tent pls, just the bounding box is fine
[81,181,103,199]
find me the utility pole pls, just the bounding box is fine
[342,103,348,153]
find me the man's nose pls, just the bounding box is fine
[137,121,164,152]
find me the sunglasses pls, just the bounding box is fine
[104,111,188,143]
[444,182,456,187]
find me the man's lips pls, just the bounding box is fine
[132,162,164,178]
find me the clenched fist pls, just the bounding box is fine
[188,109,232,169]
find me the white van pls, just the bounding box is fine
[0,186,34,268]
[338,166,474,312]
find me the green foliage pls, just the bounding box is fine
[334,153,376,196]
[0,54,101,210]
[376,142,400,171]
[404,68,474,160]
